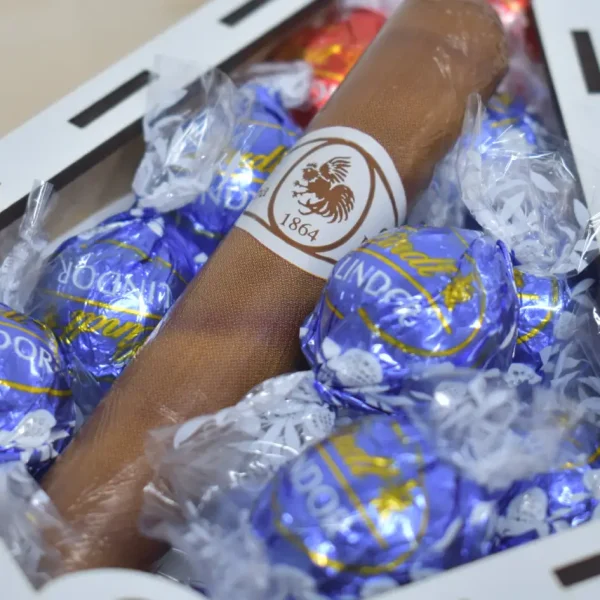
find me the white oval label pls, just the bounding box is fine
[237,126,406,279]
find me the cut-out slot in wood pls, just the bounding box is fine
[0,0,323,230]
[221,0,276,27]
[573,31,600,93]
[555,552,600,587]
[69,70,153,128]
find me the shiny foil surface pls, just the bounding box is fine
[300,227,520,412]
[251,414,494,599]
[272,8,387,126]
[0,304,75,476]
[513,269,571,373]
[28,208,197,414]
[480,92,541,152]
[409,93,543,232]
[176,84,301,268]
[493,421,600,552]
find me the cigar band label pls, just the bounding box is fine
[236,126,407,279]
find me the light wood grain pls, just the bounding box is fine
[0,0,323,239]
[0,0,208,137]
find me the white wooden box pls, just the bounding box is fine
[4,0,600,598]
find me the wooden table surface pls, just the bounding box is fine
[0,0,208,137]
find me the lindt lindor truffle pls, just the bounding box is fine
[408,91,543,230]
[494,455,600,553]
[29,209,197,414]
[301,226,519,412]
[459,95,598,278]
[135,73,302,275]
[479,92,541,154]
[249,414,494,599]
[246,371,593,600]
[492,407,600,552]
[513,268,572,374]
[0,304,75,476]
[492,297,600,551]
[42,0,509,573]
[140,367,586,599]
[140,372,340,591]
[175,84,302,268]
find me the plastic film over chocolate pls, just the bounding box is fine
[301,226,519,412]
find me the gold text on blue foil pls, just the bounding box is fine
[371,231,457,277]
[330,430,419,529]
[334,257,419,304]
[333,431,419,518]
[332,431,399,480]
[62,310,152,363]
[223,145,288,175]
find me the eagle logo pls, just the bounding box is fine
[292,157,355,223]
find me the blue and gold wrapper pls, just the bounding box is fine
[513,269,572,374]
[175,84,301,262]
[408,94,542,231]
[493,420,600,552]
[480,92,542,153]
[28,208,197,414]
[301,227,520,412]
[250,414,494,599]
[0,304,75,476]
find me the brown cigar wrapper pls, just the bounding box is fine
[43,0,507,572]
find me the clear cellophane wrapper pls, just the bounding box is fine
[140,274,600,598]
[134,58,312,213]
[139,362,598,599]
[0,181,55,312]
[0,464,75,588]
[132,59,244,212]
[458,94,600,278]
[141,372,339,592]
[41,0,510,573]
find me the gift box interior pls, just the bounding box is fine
[2,0,600,598]
[0,0,326,237]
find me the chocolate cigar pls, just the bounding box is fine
[43,0,507,572]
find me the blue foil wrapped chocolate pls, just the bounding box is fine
[513,269,572,374]
[480,92,542,153]
[0,304,75,476]
[250,414,495,599]
[28,208,197,414]
[132,67,241,216]
[494,466,600,552]
[300,227,520,412]
[175,84,301,259]
[493,419,600,552]
[491,287,600,551]
[408,93,543,231]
